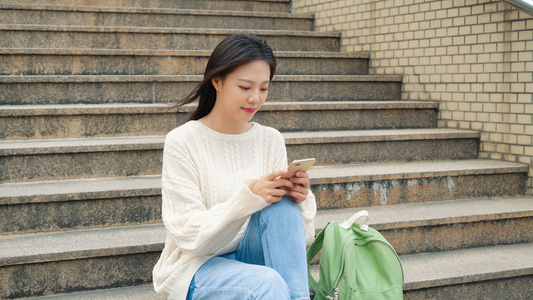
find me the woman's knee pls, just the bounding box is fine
[261,196,301,220]
[253,267,290,299]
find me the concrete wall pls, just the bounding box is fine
[292,0,533,194]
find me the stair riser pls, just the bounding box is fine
[0,139,478,183]
[314,173,527,209]
[0,30,338,52]
[1,113,180,140]
[0,252,160,299]
[1,223,530,298]
[405,275,533,299]
[0,54,368,76]
[382,217,533,255]
[0,0,289,12]
[0,80,401,105]
[0,9,312,31]
[287,138,478,165]
[0,150,164,183]
[4,195,532,257]
[1,195,161,235]
[0,107,437,140]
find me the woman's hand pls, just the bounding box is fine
[286,171,310,204]
[251,169,294,204]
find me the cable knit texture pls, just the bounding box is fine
[153,121,317,300]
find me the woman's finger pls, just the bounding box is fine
[293,171,309,178]
[290,177,310,188]
[287,190,306,204]
[268,169,288,180]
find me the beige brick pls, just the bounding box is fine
[525,146,533,156]
[518,135,532,145]
[503,154,517,162]
[518,156,532,165]
[518,114,532,124]
[490,153,503,160]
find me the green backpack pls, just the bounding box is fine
[307,211,404,300]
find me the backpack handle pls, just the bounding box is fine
[339,210,369,231]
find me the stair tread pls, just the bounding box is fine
[18,284,166,300]
[2,196,532,267]
[310,242,533,291]
[0,48,370,59]
[23,242,533,299]
[402,242,533,289]
[1,159,527,203]
[0,3,313,19]
[0,74,402,82]
[0,128,477,155]
[283,128,479,143]
[0,23,340,37]
[309,159,528,184]
[0,101,437,116]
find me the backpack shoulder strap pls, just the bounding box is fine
[307,223,330,299]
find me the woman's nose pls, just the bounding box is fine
[248,90,260,103]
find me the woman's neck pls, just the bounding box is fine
[197,115,253,135]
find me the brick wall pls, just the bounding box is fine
[292,0,533,194]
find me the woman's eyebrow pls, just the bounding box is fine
[237,79,270,84]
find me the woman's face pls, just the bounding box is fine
[211,60,271,127]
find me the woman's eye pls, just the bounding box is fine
[261,88,269,91]
[240,86,250,90]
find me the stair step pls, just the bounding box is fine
[0,101,437,140]
[2,197,532,298]
[0,129,478,183]
[0,4,313,30]
[0,74,402,105]
[1,160,528,233]
[310,159,528,208]
[0,49,369,76]
[321,196,533,255]
[0,24,340,51]
[21,242,533,299]
[18,285,166,300]
[285,128,479,165]
[0,0,290,12]
[310,243,533,299]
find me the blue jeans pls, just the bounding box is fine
[187,196,310,300]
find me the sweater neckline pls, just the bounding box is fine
[189,121,260,141]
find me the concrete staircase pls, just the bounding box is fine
[0,0,532,299]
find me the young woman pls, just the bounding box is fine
[152,34,317,300]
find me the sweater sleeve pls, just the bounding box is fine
[271,129,317,246]
[160,134,269,257]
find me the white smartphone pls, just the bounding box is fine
[281,158,316,179]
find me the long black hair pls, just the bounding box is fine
[175,34,277,121]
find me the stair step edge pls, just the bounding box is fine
[0,24,341,37]
[0,74,402,83]
[2,198,533,267]
[0,101,438,116]
[1,160,528,203]
[309,242,533,291]
[0,128,477,155]
[0,3,313,19]
[0,48,369,59]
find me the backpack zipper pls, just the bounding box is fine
[329,240,354,300]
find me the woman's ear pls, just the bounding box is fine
[211,77,222,91]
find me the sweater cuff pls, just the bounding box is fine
[242,178,270,207]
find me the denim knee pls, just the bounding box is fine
[260,196,301,221]
[256,267,291,299]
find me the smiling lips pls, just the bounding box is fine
[242,108,256,114]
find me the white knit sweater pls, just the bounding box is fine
[152,121,317,300]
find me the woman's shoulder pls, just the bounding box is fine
[165,121,200,144]
[255,123,283,139]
